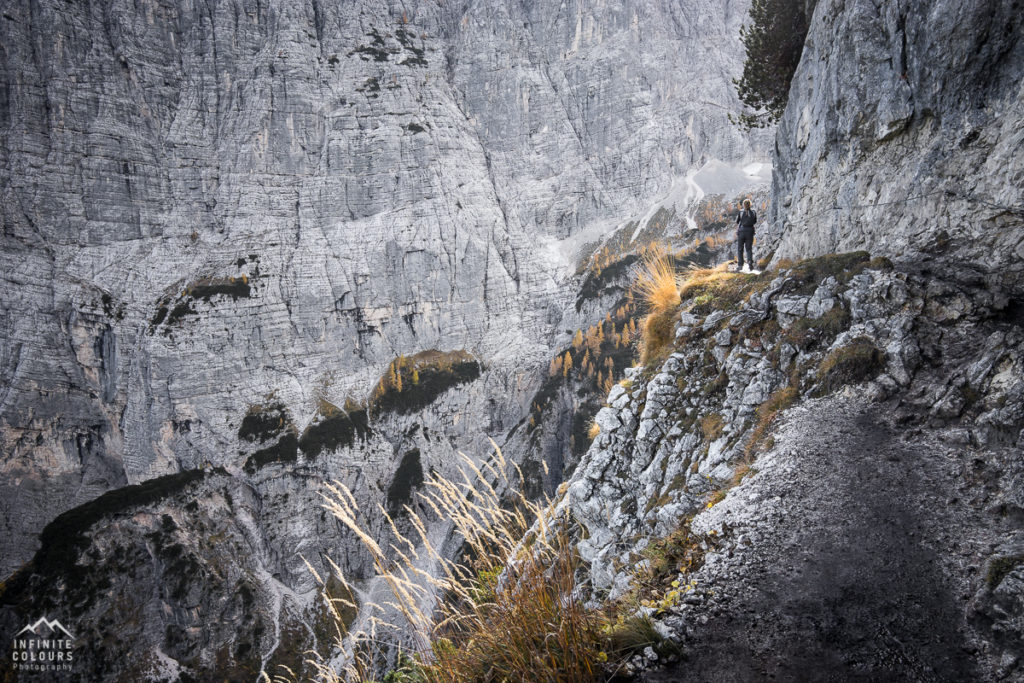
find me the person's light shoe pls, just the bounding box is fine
[742,264,751,273]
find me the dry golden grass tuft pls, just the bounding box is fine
[816,337,886,395]
[288,443,665,683]
[633,247,683,367]
[633,247,681,315]
[699,413,725,442]
[639,308,677,367]
[677,261,736,299]
[745,386,799,458]
[730,462,756,488]
[677,261,774,317]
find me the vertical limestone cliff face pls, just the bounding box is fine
[766,0,1024,284]
[0,0,769,678]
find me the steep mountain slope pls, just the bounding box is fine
[547,0,1024,679]
[0,0,769,679]
[557,255,1023,679]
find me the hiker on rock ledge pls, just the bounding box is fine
[736,198,757,272]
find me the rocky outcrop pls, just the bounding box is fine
[555,254,1024,679]
[0,0,764,571]
[766,0,1024,288]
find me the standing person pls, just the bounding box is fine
[736,198,757,272]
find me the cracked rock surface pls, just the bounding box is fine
[764,0,1024,288]
[0,0,768,679]
[553,254,1024,680]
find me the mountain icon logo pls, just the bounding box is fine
[15,617,75,640]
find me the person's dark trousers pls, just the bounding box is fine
[736,228,754,269]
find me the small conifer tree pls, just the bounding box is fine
[732,0,816,129]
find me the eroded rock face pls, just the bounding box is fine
[765,0,1024,287]
[0,0,768,678]
[550,2,1024,678]
[0,0,764,573]
[556,256,1024,680]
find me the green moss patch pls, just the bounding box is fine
[986,555,1024,589]
[681,268,773,316]
[783,306,851,350]
[817,337,886,395]
[369,350,482,417]
[780,251,871,294]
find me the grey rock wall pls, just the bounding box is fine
[0,0,768,678]
[0,0,763,574]
[766,0,1024,287]
[544,1,1024,677]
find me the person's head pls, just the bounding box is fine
[743,199,752,210]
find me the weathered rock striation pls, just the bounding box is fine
[557,254,1023,679]
[0,0,769,679]
[766,0,1024,286]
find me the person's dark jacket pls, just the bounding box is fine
[737,208,757,230]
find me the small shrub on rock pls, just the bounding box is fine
[817,337,886,394]
[635,248,683,366]
[640,307,678,366]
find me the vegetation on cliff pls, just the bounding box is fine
[368,350,482,418]
[151,272,255,332]
[293,250,912,682]
[298,447,681,683]
[733,0,817,128]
